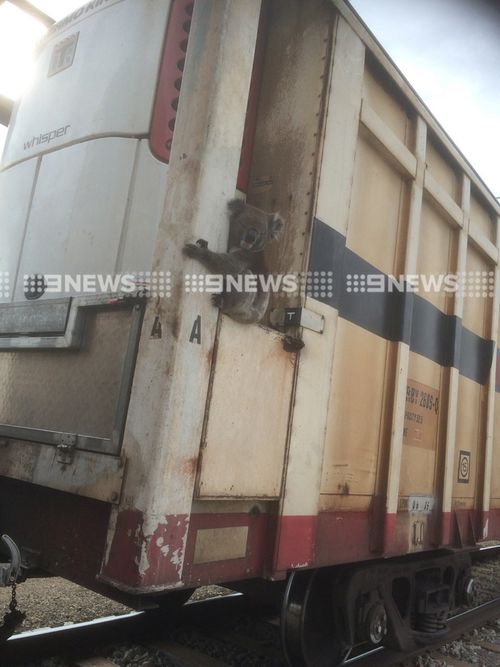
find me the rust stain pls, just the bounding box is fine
[206,344,215,367]
[170,313,181,340]
[181,456,199,478]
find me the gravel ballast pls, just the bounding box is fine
[2,577,500,666]
[0,577,131,632]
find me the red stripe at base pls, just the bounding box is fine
[441,511,452,545]
[481,511,491,541]
[488,508,500,538]
[101,509,190,589]
[274,515,318,572]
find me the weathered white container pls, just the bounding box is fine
[0,1,499,629]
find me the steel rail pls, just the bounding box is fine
[0,592,251,664]
[3,549,500,666]
[471,543,500,561]
[344,596,500,667]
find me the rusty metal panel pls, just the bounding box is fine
[198,317,296,498]
[0,305,138,454]
[195,0,332,504]
[100,0,264,591]
[246,0,334,312]
[0,440,124,503]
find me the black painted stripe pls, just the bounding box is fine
[308,218,494,386]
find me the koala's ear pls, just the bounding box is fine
[268,213,284,240]
[227,198,246,217]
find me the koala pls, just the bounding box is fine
[182,199,284,323]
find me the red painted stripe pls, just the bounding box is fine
[100,507,489,593]
[316,511,374,566]
[149,0,193,163]
[101,509,190,589]
[102,509,275,591]
[183,512,275,586]
[383,512,397,554]
[481,510,490,541]
[488,508,500,537]
[441,511,452,545]
[453,509,480,546]
[274,515,318,572]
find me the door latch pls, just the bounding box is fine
[56,433,77,464]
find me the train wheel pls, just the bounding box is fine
[281,569,348,667]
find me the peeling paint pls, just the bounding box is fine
[170,547,183,568]
[101,509,191,589]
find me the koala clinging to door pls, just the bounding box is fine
[182,198,284,323]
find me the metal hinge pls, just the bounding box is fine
[56,433,77,464]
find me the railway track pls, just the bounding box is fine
[3,548,500,667]
[2,593,285,666]
[4,595,500,667]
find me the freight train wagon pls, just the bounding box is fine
[1,0,500,664]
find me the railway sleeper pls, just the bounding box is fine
[281,551,477,666]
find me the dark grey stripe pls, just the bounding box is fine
[308,218,494,386]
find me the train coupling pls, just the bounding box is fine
[0,535,26,642]
[0,534,23,587]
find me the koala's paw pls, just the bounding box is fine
[211,293,224,309]
[182,242,201,258]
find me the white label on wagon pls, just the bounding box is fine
[399,496,435,514]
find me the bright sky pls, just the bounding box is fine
[0,0,83,152]
[350,0,500,198]
[0,0,82,99]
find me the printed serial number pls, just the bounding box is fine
[406,386,439,414]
